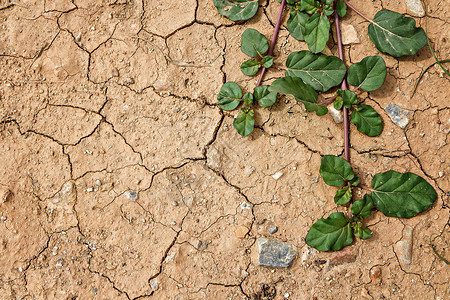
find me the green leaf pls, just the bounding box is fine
[334,97,343,110]
[233,109,255,136]
[254,85,277,107]
[354,226,372,239]
[213,0,259,21]
[301,0,320,14]
[243,92,254,106]
[350,104,383,137]
[319,155,355,187]
[261,56,274,68]
[342,90,357,108]
[269,76,327,116]
[323,4,333,16]
[285,51,347,92]
[241,28,269,58]
[371,171,437,218]
[368,9,427,58]
[306,212,353,251]
[287,10,308,41]
[350,177,360,186]
[347,56,387,91]
[217,82,242,110]
[334,186,352,205]
[336,0,347,17]
[241,59,261,76]
[351,194,374,219]
[304,13,330,53]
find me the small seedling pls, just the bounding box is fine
[214,0,442,251]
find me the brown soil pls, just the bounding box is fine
[0,0,449,299]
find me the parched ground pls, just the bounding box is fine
[0,0,449,299]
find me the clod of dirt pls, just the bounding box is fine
[0,187,11,203]
[328,246,358,266]
[385,103,412,128]
[255,238,298,268]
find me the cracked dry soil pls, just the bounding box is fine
[0,0,449,299]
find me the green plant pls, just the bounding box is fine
[214,0,439,251]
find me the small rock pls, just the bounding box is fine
[240,201,252,210]
[94,180,101,186]
[255,238,298,268]
[385,103,411,129]
[124,191,138,201]
[341,23,360,44]
[268,226,278,234]
[0,187,11,203]
[126,77,135,84]
[201,241,209,250]
[75,32,82,42]
[395,225,414,269]
[329,246,357,266]
[272,171,283,180]
[111,67,119,77]
[150,278,159,291]
[406,0,425,17]
[235,225,249,238]
[370,266,382,284]
[328,105,343,123]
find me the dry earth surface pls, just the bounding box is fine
[0,0,449,299]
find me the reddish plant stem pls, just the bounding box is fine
[256,0,286,87]
[335,10,350,162]
[343,0,372,23]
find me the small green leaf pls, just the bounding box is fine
[285,51,347,92]
[233,109,255,136]
[319,155,355,187]
[261,56,274,68]
[351,194,374,219]
[350,104,383,137]
[334,186,352,205]
[350,177,360,186]
[213,0,259,21]
[304,13,330,53]
[342,90,357,108]
[241,28,269,58]
[287,10,308,41]
[368,9,427,58]
[347,56,387,91]
[301,0,320,14]
[354,226,372,240]
[217,82,242,111]
[336,0,347,17]
[371,171,437,218]
[306,212,353,251]
[334,96,343,110]
[243,92,254,106]
[323,4,333,16]
[254,85,277,107]
[241,59,261,76]
[269,77,327,116]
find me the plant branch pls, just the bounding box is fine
[343,0,372,23]
[335,11,350,162]
[256,0,286,87]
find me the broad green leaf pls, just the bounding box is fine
[301,0,320,14]
[269,77,327,116]
[342,90,357,108]
[254,85,277,107]
[351,194,374,219]
[304,13,330,53]
[347,56,387,91]
[323,4,333,16]
[334,97,343,110]
[319,155,355,187]
[306,212,353,251]
[217,82,242,110]
[368,9,427,58]
[287,10,308,41]
[241,28,269,58]
[261,56,274,68]
[336,0,347,17]
[243,92,254,106]
[213,0,259,21]
[241,59,261,76]
[233,109,255,136]
[334,186,352,205]
[371,171,437,218]
[285,51,347,92]
[354,226,372,239]
[350,104,383,137]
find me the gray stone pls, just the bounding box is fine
[268,226,278,234]
[395,225,414,270]
[124,190,138,201]
[150,278,159,291]
[406,0,425,17]
[328,105,343,123]
[340,23,360,44]
[385,104,411,129]
[255,238,298,268]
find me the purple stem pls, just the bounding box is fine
[256,0,286,87]
[335,10,350,162]
[343,0,372,23]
